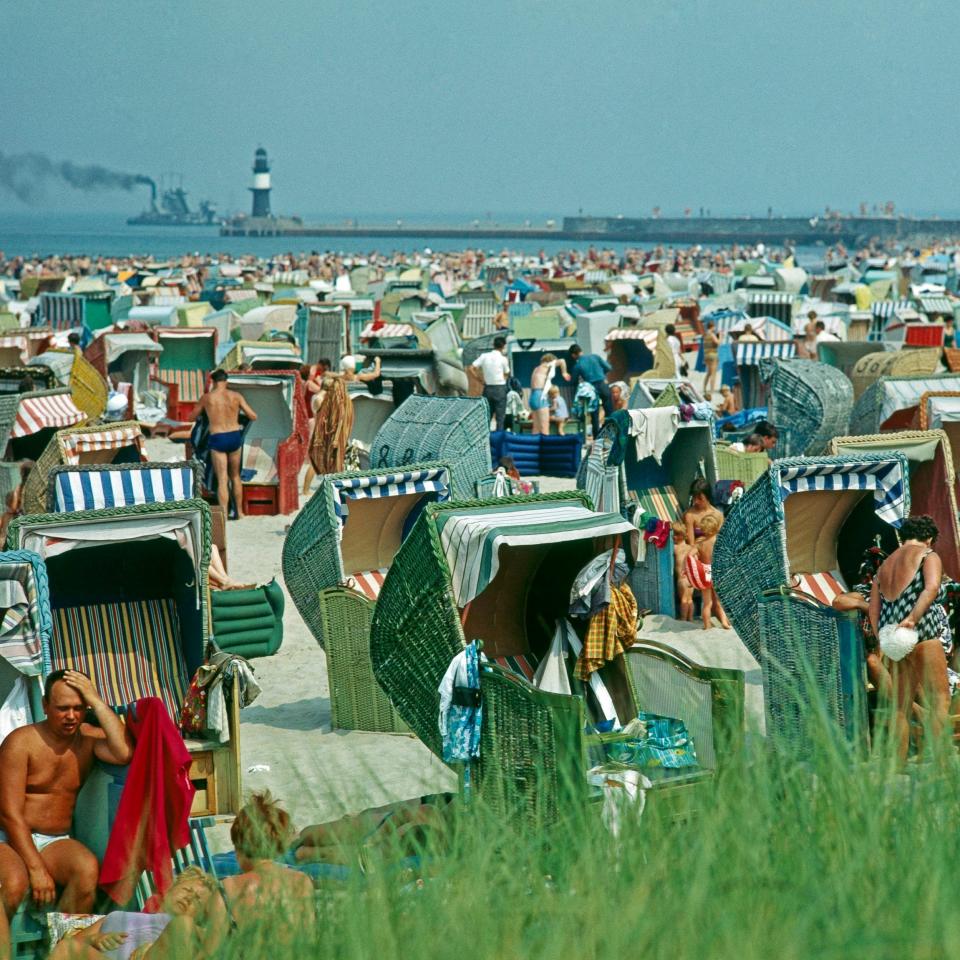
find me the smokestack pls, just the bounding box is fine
[0,151,156,204]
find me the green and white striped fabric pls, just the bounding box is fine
[436,500,637,607]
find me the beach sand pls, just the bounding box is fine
[147,429,760,848]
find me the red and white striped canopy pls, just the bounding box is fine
[604,328,660,349]
[12,394,85,438]
[359,323,413,338]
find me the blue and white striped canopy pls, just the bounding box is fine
[53,465,196,513]
[331,467,450,522]
[775,457,907,527]
[735,341,796,365]
[871,299,912,319]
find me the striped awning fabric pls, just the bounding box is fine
[156,368,207,403]
[331,468,450,523]
[735,341,796,365]
[871,299,912,318]
[59,425,142,465]
[436,499,638,607]
[747,292,795,304]
[879,377,957,424]
[360,323,414,338]
[53,465,196,513]
[776,458,907,526]
[40,294,84,330]
[0,557,45,676]
[0,337,29,360]
[701,308,750,333]
[918,296,955,315]
[605,328,659,349]
[12,394,85,438]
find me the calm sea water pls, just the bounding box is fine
[0,211,827,267]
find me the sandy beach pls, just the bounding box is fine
[144,428,764,850]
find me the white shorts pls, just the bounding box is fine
[0,829,70,853]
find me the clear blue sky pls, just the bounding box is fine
[2,0,957,219]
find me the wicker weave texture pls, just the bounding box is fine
[714,444,769,486]
[370,396,490,500]
[639,331,677,379]
[849,348,939,400]
[69,352,108,421]
[318,587,409,733]
[758,591,865,753]
[761,358,853,456]
[917,391,960,430]
[848,373,959,437]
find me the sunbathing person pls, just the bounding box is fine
[50,867,223,960]
[294,794,454,867]
[0,670,133,945]
[190,369,258,520]
[205,792,315,952]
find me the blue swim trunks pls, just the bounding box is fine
[529,388,549,411]
[208,430,243,454]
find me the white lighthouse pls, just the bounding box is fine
[249,147,271,218]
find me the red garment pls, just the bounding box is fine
[100,698,196,905]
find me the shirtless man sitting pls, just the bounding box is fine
[0,670,132,952]
[191,369,257,520]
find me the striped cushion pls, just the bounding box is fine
[635,485,682,523]
[156,369,207,403]
[493,651,540,683]
[49,598,188,721]
[792,571,845,607]
[351,569,388,602]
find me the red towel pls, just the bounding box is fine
[100,697,196,905]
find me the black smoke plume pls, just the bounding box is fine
[0,152,155,203]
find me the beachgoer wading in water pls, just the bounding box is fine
[192,370,257,520]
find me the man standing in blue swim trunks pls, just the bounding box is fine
[193,370,258,520]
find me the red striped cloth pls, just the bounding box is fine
[59,425,142,464]
[792,571,844,607]
[351,568,388,602]
[12,394,85,438]
[685,553,713,591]
[493,653,538,682]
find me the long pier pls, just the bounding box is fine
[219,214,960,245]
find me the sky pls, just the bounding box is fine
[3,0,959,220]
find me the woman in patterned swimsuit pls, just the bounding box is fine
[868,515,951,759]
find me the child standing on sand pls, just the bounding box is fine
[672,521,694,622]
[685,512,731,629]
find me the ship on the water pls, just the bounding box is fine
[218,147,960,245]
[127,176,220,226]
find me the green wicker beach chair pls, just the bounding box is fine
[282,463,453,732]
[759,358,853,456]
[847,373,960,437]
[758,588,866,754]
[369,396,490,500]
[370,493,744,828]
[713,453,910,667]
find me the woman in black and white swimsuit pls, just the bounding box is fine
[869,515,952,759]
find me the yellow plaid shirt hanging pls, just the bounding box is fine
[575,581,638,679]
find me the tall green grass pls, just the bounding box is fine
[218,698,960,960]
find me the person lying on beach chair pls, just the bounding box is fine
[292,793,455,868]
[49,867,222,960]
[0,670,133,957]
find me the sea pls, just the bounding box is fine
[0,211,828,268]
